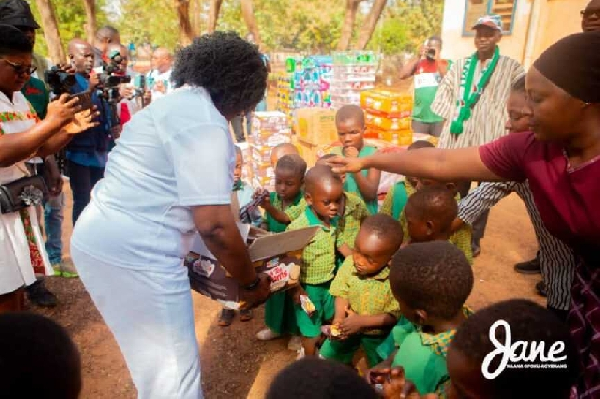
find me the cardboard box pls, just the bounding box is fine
[360,90,412,118]
[185,225,319,309]
[365,113,411,132]
[295,108,338,146]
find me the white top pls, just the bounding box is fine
[148,69,173,101]
[71,87,235,271]
[0,91,52,294]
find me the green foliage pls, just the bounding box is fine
[118,0,181,50]
[28,0,109,57]
[366,0,443,55]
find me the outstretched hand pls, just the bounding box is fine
[62,107,100,135]
[370,367,438,399]
[325,155,365,175]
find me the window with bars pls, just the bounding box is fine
[463,0,518,35]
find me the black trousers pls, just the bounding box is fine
[69,160,104,225]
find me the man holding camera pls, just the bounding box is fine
[65,39,113,225]
[398,36,449,138]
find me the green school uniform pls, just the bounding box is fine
[264,191,305,335]
[288,207,338,338]
[331,146,379,214]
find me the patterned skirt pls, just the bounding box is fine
[569,258,600,399]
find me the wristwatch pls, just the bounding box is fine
[243,276,261,291]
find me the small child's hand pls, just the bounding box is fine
[289,285,308,305]
[339,312,363,337]
[344,146,359,158]
[253,189,270,208]
[380,367,437,399]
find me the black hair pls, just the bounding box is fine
[172,31,268,118]
[407,140,434,151]
[266,358,379,399]
[96,25,119,40]
[360,213,404,250]
[511,74,526,92]
[0,313,81,399]
[428,36,443,46]
[305,164,343,195]
[0,24,33,56]
[405,186,458,233]
[451,299,579,399]
[390,241,473,319]
[276,154,307,179]
[335,104,365,127]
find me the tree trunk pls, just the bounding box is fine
[240,0,261,45]
[208,0,223,33]
[337,0,361,51]
[175,0,195,46]
[356,0,386,50]
[82,0,96,45]
[34,0,65,64]
[191,0,202,35]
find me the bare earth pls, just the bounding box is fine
[33,186,542,399]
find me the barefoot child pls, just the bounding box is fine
[287,165,345,357]
[320,214,403,367]
[218,146,261,326]
[371,241,474,396]
[331,105,381,214]
[255,153,307,343]
[447,300,578,399]
[380,140,434,219]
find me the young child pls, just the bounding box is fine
[380,140,434,219]
[411,180,473,263]
[317,154,369,259]
[372,241,474,396]
[218,146,261,326]
[404,187,458,245]
[287,165,345,357]
[266,358,380,399]
[270,143,299,169]
[256,153,307,342]
[447,299,578,399]
[0,313,81,399]
[320,214,403,368]
[330,105,381,214]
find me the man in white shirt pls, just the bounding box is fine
[147,48,173,100]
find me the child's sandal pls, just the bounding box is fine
[239,308,253,322]
[218,309,235,327]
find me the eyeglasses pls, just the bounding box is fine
[581,9,600,18]
[1,58,37,76]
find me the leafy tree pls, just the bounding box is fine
[29,0,109,58]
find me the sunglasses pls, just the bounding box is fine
[581,9,600,18]
[1,58,37,76]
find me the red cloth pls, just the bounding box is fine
[479,131,600,262]
[120,102,131,125]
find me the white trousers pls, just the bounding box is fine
[71,245,202,399]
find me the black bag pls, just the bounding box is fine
[0,175,47,214]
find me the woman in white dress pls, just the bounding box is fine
[0,25,95,311]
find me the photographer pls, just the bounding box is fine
[0,25,96,312]
[64,38,114,225]
[398,36,450,137]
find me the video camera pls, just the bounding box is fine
[95,50,131,104]
[45,67,76,95]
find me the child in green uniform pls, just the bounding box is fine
[380,140,433,219]
[330,105,381,214]
[287,165,345,357]
[447,300,578,399]
[409,182,473,264]
[320,214,403,367]
[370,241,474,397]
[255,154,307,343]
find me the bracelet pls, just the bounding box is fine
[242,276,261,291]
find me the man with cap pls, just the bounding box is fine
[0,0,73,308]
[430,14,524,258]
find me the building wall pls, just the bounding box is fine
[440,0,586,65]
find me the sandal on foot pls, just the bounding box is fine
[240,309,253,322]
[218,309,235,327]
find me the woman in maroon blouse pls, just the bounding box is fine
[330,31,600,398]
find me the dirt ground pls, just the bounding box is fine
[32,183,543,399]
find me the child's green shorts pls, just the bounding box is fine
[320,334,387,367]
[294,282,335,338]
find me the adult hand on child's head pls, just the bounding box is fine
[344,146,359,158]
[239,273,271,310]
[325,155,365,175]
